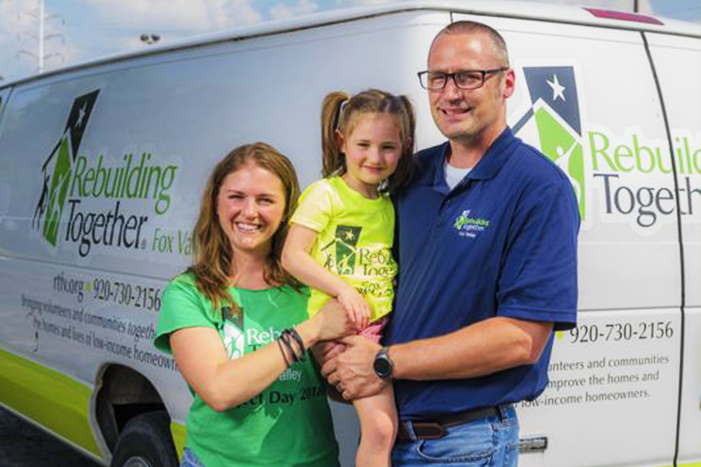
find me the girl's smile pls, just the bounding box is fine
[337,112,403,199]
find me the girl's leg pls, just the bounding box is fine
[353,383,397,467]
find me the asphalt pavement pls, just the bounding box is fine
[0,407,102,467]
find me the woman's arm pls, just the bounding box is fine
[282,223,369,328]
[171,300,354,412]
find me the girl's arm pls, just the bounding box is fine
[171,300,354,412]
[282,223,370,328]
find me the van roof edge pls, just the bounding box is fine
[1,0,699,91]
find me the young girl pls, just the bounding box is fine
[282,89,415,467]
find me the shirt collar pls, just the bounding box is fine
[465,127,516,181]
[420,127,518,192]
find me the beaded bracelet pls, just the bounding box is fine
[277,338,292,368]
[279,328,306,363]
[285,328,305,357]
[279,332,299,363]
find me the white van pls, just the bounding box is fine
[0,2,698,466]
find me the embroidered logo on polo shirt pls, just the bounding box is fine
[453,210,491,238]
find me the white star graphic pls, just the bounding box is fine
[76,104,86,128]
[547,74,566,102]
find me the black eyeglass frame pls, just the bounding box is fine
[417,68,508,91]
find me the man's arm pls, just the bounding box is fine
[322,316,552,400]
[390,317,552,379]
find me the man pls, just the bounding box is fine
[322,21,579,466]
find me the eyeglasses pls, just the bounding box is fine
[417,68,508,91]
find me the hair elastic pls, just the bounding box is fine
[334,97,350,130]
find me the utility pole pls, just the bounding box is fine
[17,0,65,73]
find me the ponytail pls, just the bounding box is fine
[320,91,350,177]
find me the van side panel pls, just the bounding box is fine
[452,13,685,467]
[0,11,450,466]
[646,32,701,467]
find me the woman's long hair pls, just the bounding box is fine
[187,142,300,316]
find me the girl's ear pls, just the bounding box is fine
[334,129,345,153]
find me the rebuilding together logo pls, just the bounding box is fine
[513,65,700,230]
[32,90,179,257]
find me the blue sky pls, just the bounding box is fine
[0,0,699,84]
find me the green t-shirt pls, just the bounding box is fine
[153,274,338,467]
[290,176,397,322]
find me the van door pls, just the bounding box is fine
[0,87,10,121]
[0,86,12,233]
[646,31,701,467]
[452,12,683,467]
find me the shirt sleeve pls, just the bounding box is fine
[153,275,217,354]
[290,180,334,233]
[496,178,580,331]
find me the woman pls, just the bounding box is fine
[154,142,354,467]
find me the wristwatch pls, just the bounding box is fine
[373,347,394,380]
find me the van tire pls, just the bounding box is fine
[110,411,178,467]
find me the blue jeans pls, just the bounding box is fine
[392,405,519,466]
[180,448,205,467]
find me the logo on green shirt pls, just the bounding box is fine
[220,306,244,359]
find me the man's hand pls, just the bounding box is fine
[321,335,387,400]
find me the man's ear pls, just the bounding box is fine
[503,68,516,99]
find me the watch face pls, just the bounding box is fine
[374,354,392,378]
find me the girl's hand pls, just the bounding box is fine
[337,286,371,330]
[310,299,357,341]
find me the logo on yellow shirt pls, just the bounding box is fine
[321,225,362,275]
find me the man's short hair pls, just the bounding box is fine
[432,20,510,67]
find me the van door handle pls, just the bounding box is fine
[519,436,548,453]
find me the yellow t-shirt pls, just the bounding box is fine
[290,176,397,322]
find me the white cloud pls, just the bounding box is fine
[73,0,266,63]
[269,0,318,21]
[89,0,262,32]
[0,1,20,49]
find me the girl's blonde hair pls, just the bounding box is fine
[188,142,300,316]
[321,89,415,192]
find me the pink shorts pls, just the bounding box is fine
[358,317,389,344]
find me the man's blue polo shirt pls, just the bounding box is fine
[385,128,580,420]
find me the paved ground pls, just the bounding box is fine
[0,407,102,467]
